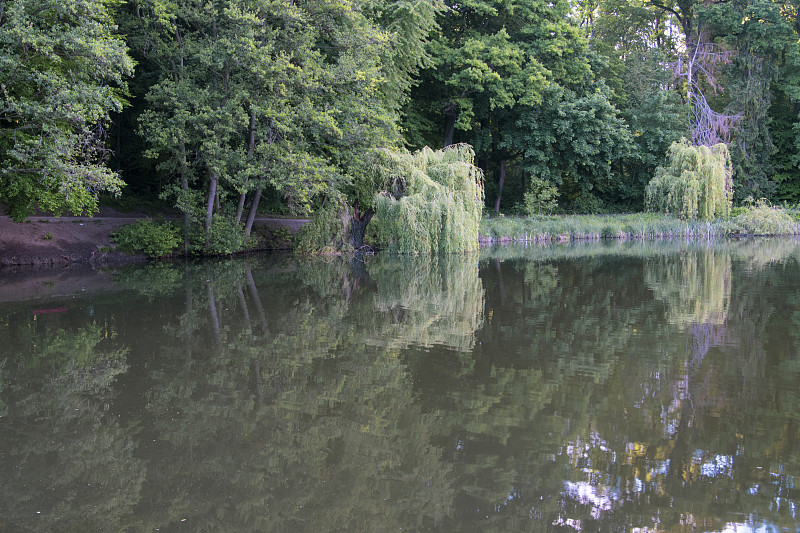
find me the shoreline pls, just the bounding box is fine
[0,212,308,269]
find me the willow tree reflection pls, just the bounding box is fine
[645,249,732,327]
[419,243,800,531]
[123,254,490,531]
[5,240,800,531]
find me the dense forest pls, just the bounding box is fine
[3,0,800,251]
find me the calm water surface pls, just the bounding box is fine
[2,239,800,532]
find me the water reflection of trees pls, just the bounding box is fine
[429,243,800,531]
[120,255,483,531]
[3,242,800,530]
[645,250,731,326]
[0,322,143,531]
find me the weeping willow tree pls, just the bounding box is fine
[371,144,484,254]
[645,139,732,220]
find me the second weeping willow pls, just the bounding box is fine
[645,139,732,220]
[370,144,484,254]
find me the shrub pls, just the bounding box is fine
[523,177,559,216]
[734,199,800,235]
[111,218,182,257]
[192,214,254,255]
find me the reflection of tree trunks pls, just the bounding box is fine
[495,258,506,307]
[666,396,694,492]
[346,252,376,300]
[184,263,193,368]
[245,267,268,333]
[252,360,264,409]
[207,281,221,346]
[493,159,506,213]
[237,285,251,333]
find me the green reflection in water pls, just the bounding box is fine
[0,240,799,531]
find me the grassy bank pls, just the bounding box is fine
[480,209,800,244]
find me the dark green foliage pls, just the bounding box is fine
[130,0,400,250]
[406,0,625,212]
[0,0,134,221]
[191,215,255,256]
[614,50,689,209]
[111,218,182,257]
[506,82,633,210]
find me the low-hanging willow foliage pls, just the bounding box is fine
[645,139,732,220]
[371,144,484,254]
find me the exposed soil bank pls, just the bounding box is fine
[0,208,308,269]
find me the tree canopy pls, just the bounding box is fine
[4,0,800,243]
[0,0,134,221]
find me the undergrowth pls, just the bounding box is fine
[479,211,799,243]
[112,218,182,257]
[733,199,800,236]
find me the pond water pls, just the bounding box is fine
[2,239,800,531]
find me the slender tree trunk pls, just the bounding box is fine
[236,192,247,223]
[443,103,457,147]
[179,141,190,252]
[237,110,257,223]
[205,170,218,232]
[244,185,263,236]
[493,159,506,213]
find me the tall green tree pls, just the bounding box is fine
[0,0,134,221]
[583,1,688,209]
[698,0,798,201]
[408,0,631,213]
[130,0,399,251]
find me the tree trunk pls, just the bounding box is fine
[244,186,263,236]
[493,159,506,213]
[237,110,257,223]
[350,203,374,249]
[443,103,457,148]
[205,170,218,232]
[236,192,247,223]
[179,141,190,252]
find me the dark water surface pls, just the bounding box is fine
[3,239,800,532]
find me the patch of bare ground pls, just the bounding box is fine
[0,208,308,268]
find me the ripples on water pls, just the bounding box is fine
[2,239,800,531]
